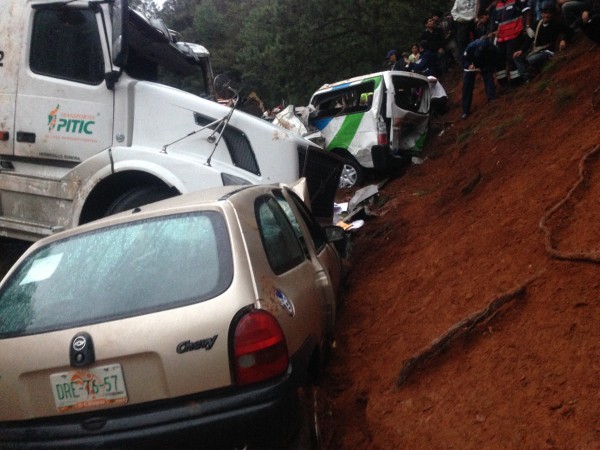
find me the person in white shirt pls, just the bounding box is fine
[427,76,449,116]
[451,0,479,65]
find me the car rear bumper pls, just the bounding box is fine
[0,368,300,449]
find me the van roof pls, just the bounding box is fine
[314,70,430,94]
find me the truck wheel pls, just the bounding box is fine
[338,157,363,189]
[105,185,176,216]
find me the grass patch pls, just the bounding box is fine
[412,187,438,197]
[492,115,523,139]
[554,86,575,108]
[456,130,473,144]
[541,58,558,73]
[534,79,552,93]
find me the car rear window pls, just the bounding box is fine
[0,212,232,338]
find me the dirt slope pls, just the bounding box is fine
[323,35,600,449]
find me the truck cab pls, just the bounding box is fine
[0,0,340,241]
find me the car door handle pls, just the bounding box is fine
[16,132,36,143]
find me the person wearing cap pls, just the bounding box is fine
[386,49,406,71]
[524,3,574,71]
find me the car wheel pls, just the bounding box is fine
[290,384,324,450]
[105,185,177,216]
[338,156,363,189]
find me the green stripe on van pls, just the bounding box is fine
[327,112,365,151]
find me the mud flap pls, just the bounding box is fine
[371,145,391,170]
[372,145,408,170]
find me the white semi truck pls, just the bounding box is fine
[0,0,341,241]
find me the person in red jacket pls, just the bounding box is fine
[493,0,531,87]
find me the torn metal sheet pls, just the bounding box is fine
[348,184,379,213]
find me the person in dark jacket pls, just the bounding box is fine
[573,0,600,43]
[407,40,442,77]
[523,3,574,70]
[461,37,497,119]
[420,16,447,71]
[385,49,408,71]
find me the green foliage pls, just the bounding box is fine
[156,0,451,107]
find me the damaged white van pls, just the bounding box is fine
[309,70,432,187]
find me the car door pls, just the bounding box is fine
[14,5,113,162]
[273,189,341,341]
[241,192,325,356]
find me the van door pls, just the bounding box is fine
[310,76,382,168]
[14,5,113,164]
[386,72,431,154]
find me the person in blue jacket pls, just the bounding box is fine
[407,40,442,77]
[461,37,497,119]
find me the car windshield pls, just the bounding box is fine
[0,212,232,338]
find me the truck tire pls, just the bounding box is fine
[337,155,363,189]
[105,185,177,216]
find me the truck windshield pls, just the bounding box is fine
[125,9,214,98]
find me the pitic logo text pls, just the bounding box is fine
[56,119,95,134]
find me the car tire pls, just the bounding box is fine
[336,154,363,189]
[290,384,324,450]
[105,185,177,216]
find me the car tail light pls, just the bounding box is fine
[233,310,288,385]
[377,121,388,145]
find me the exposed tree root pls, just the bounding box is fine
[539,145,600,262]
[396,279,534,388]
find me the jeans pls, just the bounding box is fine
[526,49,553,69]
[462,69,495,115]
[455,20,476,65]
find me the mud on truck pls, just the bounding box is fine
[0,0,341,241]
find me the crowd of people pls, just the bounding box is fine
[385,0,600,120]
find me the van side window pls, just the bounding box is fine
[30,8,104,84]
[311,81,376,120]
[392,76,430,114]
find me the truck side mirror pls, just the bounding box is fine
[111,0,128,68]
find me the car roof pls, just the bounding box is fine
[25,182,306,248]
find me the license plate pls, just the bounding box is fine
[50,364,128,412]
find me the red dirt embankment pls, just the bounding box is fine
[324,35,600,449]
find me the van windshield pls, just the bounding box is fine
[311,80,376,120]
